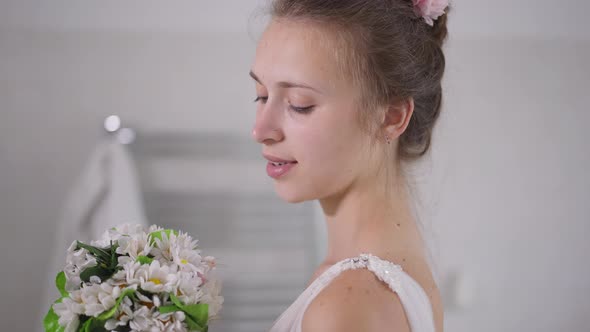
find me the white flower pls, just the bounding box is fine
[200,277,224,318]
[174,231,200,251]
[65,241,97,269]
[152,231,200,265]
[80,282,121,317]
[140,260,178,294]
[153,310,188,332]
[171,246,202,272]
[136,292,162,309]
[128,305,155,331]
[104,296,136,330]
[114,223,147,237]
[202,256,217,269]
[116,231,153,263]
[91,223,146,247]
[53,290,84,332]
[89,276,102,284]
[110,260,147,288]
[90,230,116,248]
[63,264,83,292]
[51,224,219,332]
[175,270,205,304]
[64,241,97,292]
[148,224,164,233]
[150,232,175,263]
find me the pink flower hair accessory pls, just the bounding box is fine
[413,0,449,26]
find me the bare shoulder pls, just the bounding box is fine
[301,268,411,332]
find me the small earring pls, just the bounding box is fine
[385,135,391,144]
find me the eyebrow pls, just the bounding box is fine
[249,70,323,94]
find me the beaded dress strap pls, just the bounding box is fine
[339,253,404,292]
[305,253,404,299]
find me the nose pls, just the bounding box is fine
[251,103,284,144]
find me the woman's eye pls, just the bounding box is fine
[254,96,313,114]
[289,104,314,114]
[253,96,268,103]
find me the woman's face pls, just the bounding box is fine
[250,19,379,203]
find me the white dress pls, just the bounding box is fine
[268,253,436,332]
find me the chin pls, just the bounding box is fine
[273,182,313,204]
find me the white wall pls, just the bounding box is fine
[0,28,261,332]
[0,1,588,331]
[436,39,590,331]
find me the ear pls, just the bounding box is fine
[383,97,414,140]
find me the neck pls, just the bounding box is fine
[318,173,423,265]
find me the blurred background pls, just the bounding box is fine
[1,0,589,331]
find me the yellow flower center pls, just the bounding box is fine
[181,259,188,264]
[149,278,162,285]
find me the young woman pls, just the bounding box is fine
[250,1,449,331]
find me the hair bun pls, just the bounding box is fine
[430,8,450,47]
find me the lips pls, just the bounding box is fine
[263,153,297,164]
[269,160,296,166]
[266,160,297,179]
[263,153,298,179]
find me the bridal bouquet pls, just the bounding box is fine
[44,224,223,332]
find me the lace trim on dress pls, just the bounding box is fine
[339,253,404,293]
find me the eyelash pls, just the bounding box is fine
[253,96,314,114]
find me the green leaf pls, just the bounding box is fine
[167,294,209,332]
[76,241,111,262]
[169,293,184,309]
[136,255,153,265]
[45,274,70,332]
[110,241,119,266]
[79,265,112,283]
[183,304,209,328]
[148,229,179,246]
[184,314,206,332]
[76,240,122,283]
[75,286,134,332]
[78,317,107,332]
[55,272,68,298]
[97,287,136,321]
[157,305,179,314]
[44,298,66,332]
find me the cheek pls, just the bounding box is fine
[297,115,364,181]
